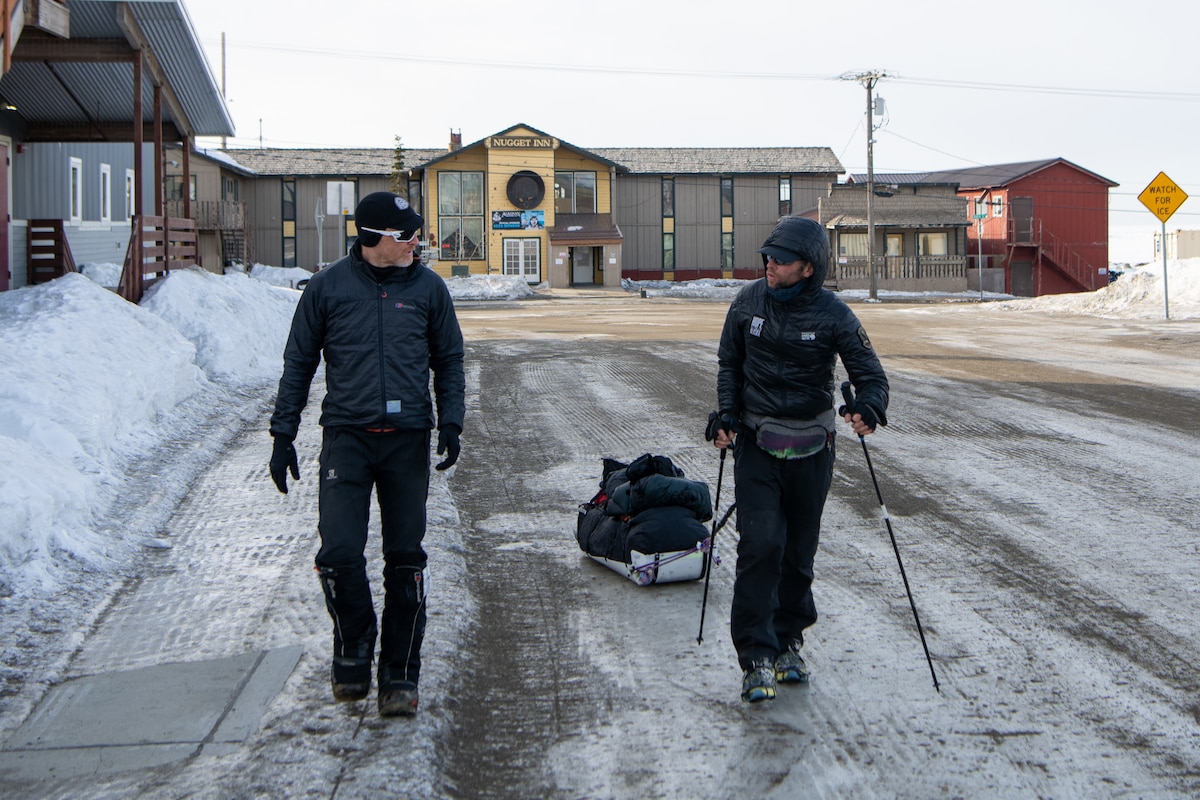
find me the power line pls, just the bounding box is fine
[207,39,1200,103]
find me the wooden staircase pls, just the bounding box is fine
[1007,217,1099,292]
[27,220,78,284]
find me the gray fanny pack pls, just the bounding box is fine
[747,412,834,460]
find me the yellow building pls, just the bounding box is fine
[417,123,625,288]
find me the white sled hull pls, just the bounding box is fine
[588,548,706,586]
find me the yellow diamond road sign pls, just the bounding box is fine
[1139,171,1188,222]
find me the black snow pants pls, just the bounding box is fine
[315,426,430,686]
[730,431,835,671]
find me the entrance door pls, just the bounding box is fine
[503,238,541,283]
[571,246,594,285]
[1012,196,1034,243]
[0,142,8,291]
[1011,260,1033,296]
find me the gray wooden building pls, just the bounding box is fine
[589,147,843,279]
[215,132,845,284]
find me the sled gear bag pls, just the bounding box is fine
[754,417,831,460]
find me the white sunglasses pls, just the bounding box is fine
[360,226,420,243]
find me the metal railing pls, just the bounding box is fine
[1007,217,1097,290]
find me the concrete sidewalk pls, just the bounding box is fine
[0,381,468,798]
[0,390,327,791]
[0,647,301,780]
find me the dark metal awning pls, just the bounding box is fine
[0,0,233,142]
[548,213,623,245]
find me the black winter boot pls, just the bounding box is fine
[378,563,426,716]
[316,564,378,702]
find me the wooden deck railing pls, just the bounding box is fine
[831,254,967,282]
[118,215,198,302]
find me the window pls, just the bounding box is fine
[661,177,674,218]
[165,175,197,203]
[99,164,111,223]
[918,232,948,256]
[886,233,903,257]
[720,178,734,217]
[326,180,356,215]
[125,169,136,220]
[282,179,296,268]
[779,178,791,217]
[553,171,597,214]
[992,197,1003,217]
[407,178,422,216]
[838,232,868,258]
[663,232,675,270]
[721,232,734,271]
[69,157,83,223]
[439,171,485,260]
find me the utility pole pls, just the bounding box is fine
[841,70,893,300]
[220,32,226,149]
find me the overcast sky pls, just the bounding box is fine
[182,0,1200,265]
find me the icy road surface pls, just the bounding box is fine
[5,295,1200,798]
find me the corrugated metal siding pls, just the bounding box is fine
[249,178,281,267]
[612,176,661,271]
[11,221,28,289]
[12,141,152,220]
[63,223,131,266]
[675,176,720,270]
[67,1,234,136]
[735,176,779,271]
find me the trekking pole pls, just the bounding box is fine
[696,446,726,645]
[841,382,940,693]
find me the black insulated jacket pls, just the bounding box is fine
[270,243,465,439]
[717,250,888,426]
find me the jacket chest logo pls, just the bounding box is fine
[750,316,765,337]
[801,331,815,341]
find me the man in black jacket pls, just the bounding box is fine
[269,191,465,717]
[712,216,889,703]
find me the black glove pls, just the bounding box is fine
[704,411,735,442]
[270,434,300,493]
[838,381,880,433]
[436,425,461,471]
[854,404,880,433]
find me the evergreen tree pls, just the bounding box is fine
[390,135,406,196]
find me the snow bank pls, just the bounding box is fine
[0,274,208,589]
[142,269,298,383]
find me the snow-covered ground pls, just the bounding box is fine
[3,258,1197,597]
[2,257,1199,795]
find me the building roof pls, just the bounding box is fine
[216,141,846,180]
[218,148,447,176]
[588,147,843,175]
[0,0,234,140]
[846,172,958,187]
[420,123,627,172]
[548,213,623,245]
[850,159,1118,191]
[818,186,970,228]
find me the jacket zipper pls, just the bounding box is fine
[377,281,388,421]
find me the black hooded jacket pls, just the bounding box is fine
[270,242,465,439]
[717,221,888,426]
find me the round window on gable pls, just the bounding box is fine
[506,171,545,210]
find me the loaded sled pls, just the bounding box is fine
[575,453,715,586]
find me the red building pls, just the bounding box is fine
[922,159,1118,296]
